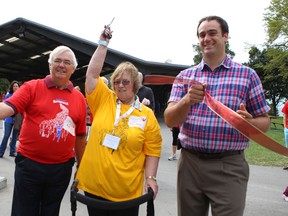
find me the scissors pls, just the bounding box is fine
[103,17,115,39]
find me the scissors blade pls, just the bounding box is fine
[107,17,115,27]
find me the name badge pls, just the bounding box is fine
[103,134,121,150]
[128,116,147,130]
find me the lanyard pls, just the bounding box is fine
[114,102,135,128]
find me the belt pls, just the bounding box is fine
[184,149,243,159]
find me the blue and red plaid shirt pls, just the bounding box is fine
[168,56,270,153]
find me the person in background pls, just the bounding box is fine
[74,85,81,91]
[168,126,180,161]
[281,101,288,200]
[282,101,288,170]
[282,101,288,149]
[0,45,87,216]
[0,81,20,158]
[164,15,270,216]
[1,92,5,102]
[137,72,155,112]
[12,112,23,134]
[101,76,109,86]
[282,186,288,202]
[76,26,162,216]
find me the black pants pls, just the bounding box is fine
[11,153,75,216]
[172,127,181,149]
[84,192,139,216]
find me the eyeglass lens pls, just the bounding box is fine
[114,79,130,86]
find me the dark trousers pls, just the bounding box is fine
[171,127,180,146]
[84,192,139,216]
[11,153,75,216]
[171,127,181,149]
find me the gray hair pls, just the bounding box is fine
[48,45,78,68]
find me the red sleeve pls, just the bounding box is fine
[282,102,288,114]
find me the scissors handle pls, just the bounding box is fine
[102,17,115,39]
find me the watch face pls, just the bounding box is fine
[147,176,156,181]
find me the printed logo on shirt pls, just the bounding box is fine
[53,98,69,106]
[39,103,70,141]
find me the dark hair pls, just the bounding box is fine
[8,81,20,94]
[197,16,229,37]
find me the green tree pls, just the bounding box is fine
[263,0,288,87]
[264,0,288,45]
[246,46,288,116]
[0,78,10,93]
[192,44,202,65]
[262,0,288,113]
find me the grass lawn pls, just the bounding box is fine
[245,117,287,167]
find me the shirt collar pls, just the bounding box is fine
[200,56,231,71]
[116,95,143,111]
[44,75,74,92]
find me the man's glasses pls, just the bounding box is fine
[114,79,131,86]
[53,58,73,66]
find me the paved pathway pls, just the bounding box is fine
[0,118,288,215]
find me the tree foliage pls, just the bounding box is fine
[0,78,10,93]
[264,0,288,45]
[246,46,288,115]
[263,0,288,85]
[260,0,288,115]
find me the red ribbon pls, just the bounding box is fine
[145,75,288,157]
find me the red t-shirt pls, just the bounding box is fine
[5,75,87,164]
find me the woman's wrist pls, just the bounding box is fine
[146,175,157,182]
[98,39,109,47]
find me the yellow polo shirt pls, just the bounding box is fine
[76,78,162,201]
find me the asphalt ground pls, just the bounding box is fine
[1,118,288,216]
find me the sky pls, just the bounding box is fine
[0,0,272,66]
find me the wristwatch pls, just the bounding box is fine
[146,176,157,181]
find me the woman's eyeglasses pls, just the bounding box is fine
[114,79,131,86]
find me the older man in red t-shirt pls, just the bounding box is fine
[0,45,87,216]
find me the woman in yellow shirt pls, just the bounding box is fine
[76,25,162,216]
